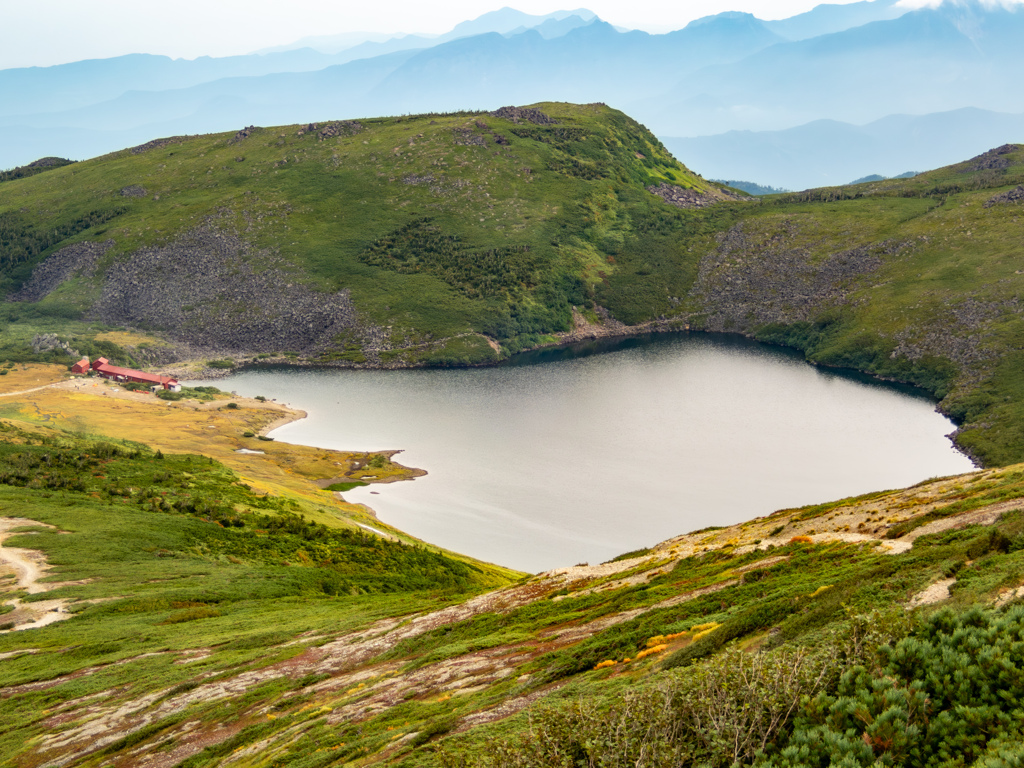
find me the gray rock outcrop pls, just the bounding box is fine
[87,227,380,357]
[27,157,67,168]
[30,333,79,358]
[490,106,556,125]
[646,182,739,209]
[10,240,112,302]
[130,136,192,155]
[965,144,1017,172]
[317,121,363,141]
[984,185,1024,207]
[228,125,260,145]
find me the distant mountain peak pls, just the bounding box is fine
[448,7,598,38]
[765,0,908,40]
[504,14,600,40]
[686,11,761,26]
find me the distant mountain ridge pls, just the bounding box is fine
[762,0,907,39]
[665,107,1024,190]
[1,0,1022,185]
[258,8,598,56]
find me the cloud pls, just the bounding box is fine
[896,0,1024,8]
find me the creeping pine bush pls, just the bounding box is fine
[440,611,912,768]
[441,612,908,768]
[765,606,1024,768]
[440,688,687,768]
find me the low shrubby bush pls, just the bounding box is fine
[439,609,929,768]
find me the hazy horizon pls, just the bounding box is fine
[0,0,931,70]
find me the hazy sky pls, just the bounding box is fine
[1,0,901,70]
[5,0,1018,70]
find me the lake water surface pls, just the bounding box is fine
[195,333,975,572]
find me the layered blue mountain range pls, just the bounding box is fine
[1,0,1021,187]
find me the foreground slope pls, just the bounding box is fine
[3,366,1024,766]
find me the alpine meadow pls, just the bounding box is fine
[3,3,1024,766]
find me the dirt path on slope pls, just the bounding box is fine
[0,518,72,633]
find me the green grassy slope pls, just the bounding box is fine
[4,415,1024,766]
[0,421,512,765]
[0,103,718,366]
[4,110,1024,766]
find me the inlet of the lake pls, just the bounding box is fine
[193,333,975,573]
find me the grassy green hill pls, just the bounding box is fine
[1,107,1023,464]
[0,103,721,368]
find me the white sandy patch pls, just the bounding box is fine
[0,518,74,633]
[908,578,956,608]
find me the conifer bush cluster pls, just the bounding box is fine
[442,606,1024,767]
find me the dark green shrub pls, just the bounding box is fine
[770,606,1024,767]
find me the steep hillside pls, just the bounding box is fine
[0,102,724,369]
[3,109,1024,465]
[682,144,1024,466]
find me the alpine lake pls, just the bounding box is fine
[193,333,975,573]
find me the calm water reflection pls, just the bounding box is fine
[193,334,975,572]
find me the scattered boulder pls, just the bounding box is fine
[984,185,1024,208]
[452,127,486,146]
[965,144,1018,172]
[130,136,190,155]
[228,126,260,145]
[402,174,436,186]
[646,183,721,209]
[120,185,147,198]
[317,121,364,141]
[490,106,556,125]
